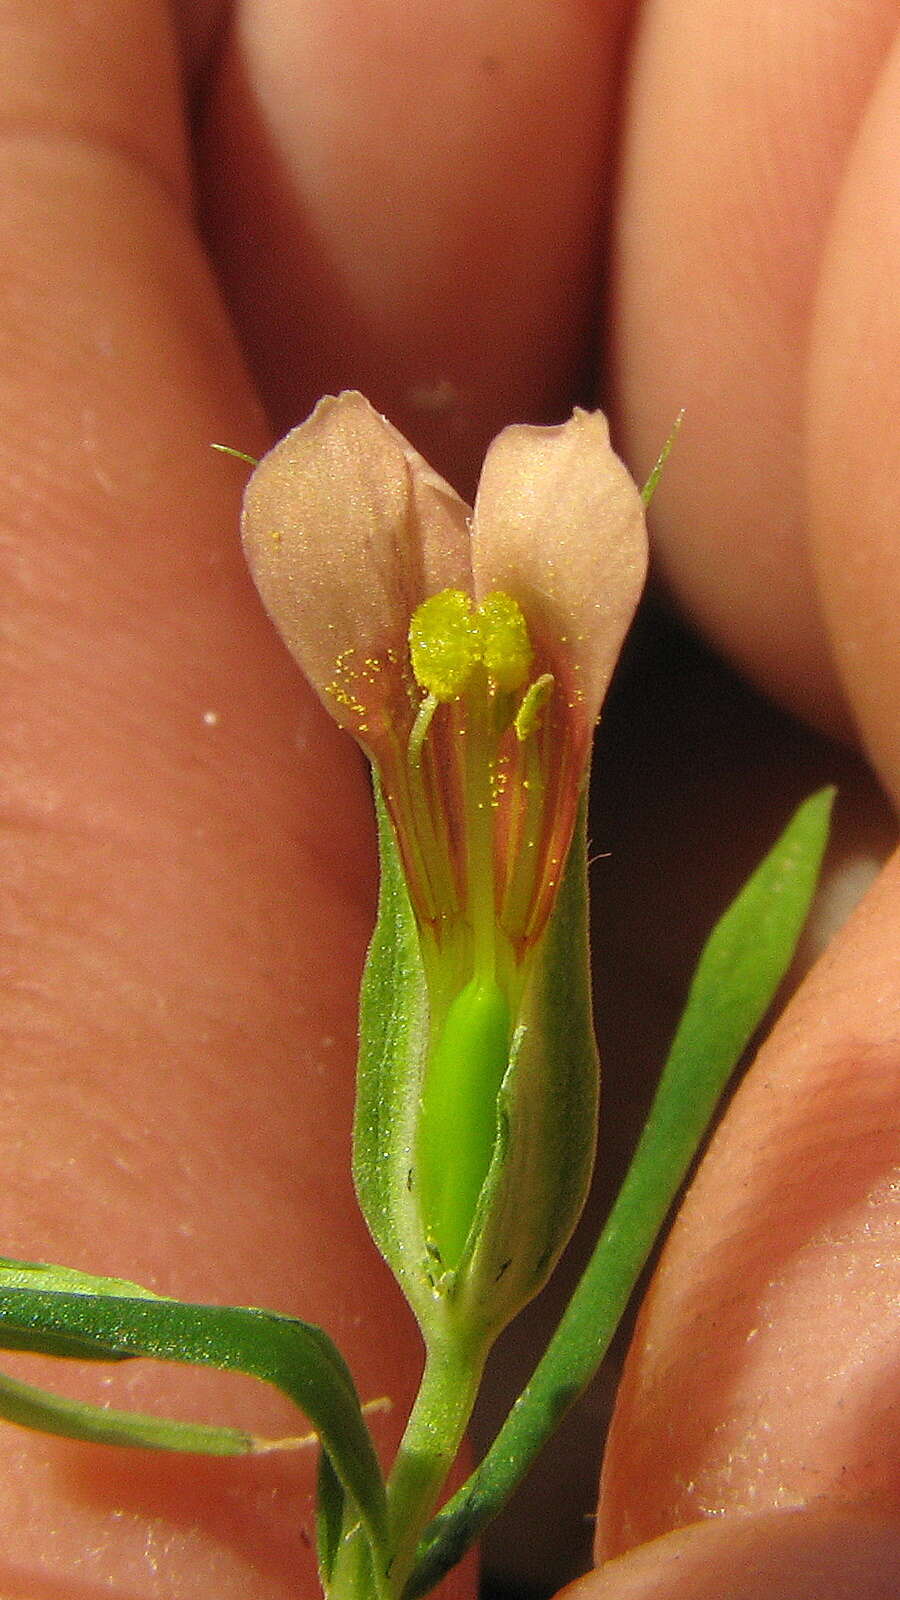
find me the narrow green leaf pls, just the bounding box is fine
[0,1368,262,1456]
[0,1259,162,1361]
[0,1258,163,1297]
[316,1447,347,1586]
[409,787,834,1596]
[0,1266,387,1553]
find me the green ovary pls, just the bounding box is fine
[418,974,512,1271]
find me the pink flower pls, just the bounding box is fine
[241,392,647,977]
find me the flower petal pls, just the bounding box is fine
[241,392,471,737]
[469,408,648,730]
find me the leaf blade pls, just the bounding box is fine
[0,1267,388,1552]
[316,1446,347,1586]
[0,1367,262,1456]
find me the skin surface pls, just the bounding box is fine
[0,2,897,1597]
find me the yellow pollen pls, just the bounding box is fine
[326,647,368,722]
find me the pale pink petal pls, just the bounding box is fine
[470,408,648,730]
[241,392,471,735]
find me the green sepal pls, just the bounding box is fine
[353,784,598,1348]
[451,795,598,1337]
[353,781,434,1326]
[0,1258,387,1555]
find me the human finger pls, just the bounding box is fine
[806,23,900,803]
[596,847,900,1556]
[198,0,634,496]
[0,4,433,1595]
[566,1508,900,1600]
[607,0,897,736]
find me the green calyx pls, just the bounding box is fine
[402,587,567,1283]
[355,773,598,1356]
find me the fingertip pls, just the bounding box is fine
[805,25,900,803]
[596,850,900,1556]
[608,0,895,736]
[200,0,632,493]
[568,1510,900,1600]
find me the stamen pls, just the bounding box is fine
[404,587,557,961]
[406,694,460,929]
[409,590,481,701]
[463,675,501,981]
[514,673,554,742]
[408,691,438,769]
[500,721,547,944]
[478,592,532,692]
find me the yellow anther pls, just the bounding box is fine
[477,592,532,693]
[409,587,535,704]
[409,589,481,701]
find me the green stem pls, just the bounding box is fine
[383,1338,484,1598]
[404,1127,690,1599]
[327,1519,391,1600]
